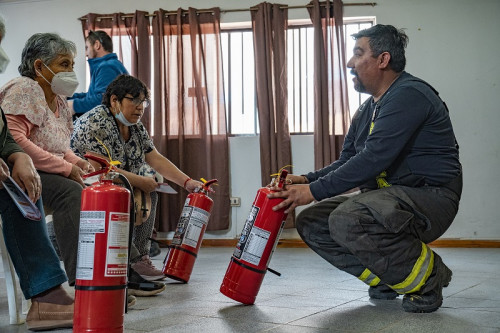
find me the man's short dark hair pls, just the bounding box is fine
[87,30,113,53]
[352,24,408,73]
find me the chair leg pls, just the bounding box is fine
[0,218,27,325]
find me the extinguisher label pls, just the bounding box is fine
[105,212,130,277]
[233,205,260,260]
[76,211,106,280]
[241,226,270,266]
[172,205,210,248]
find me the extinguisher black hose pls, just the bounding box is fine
[266,267,282,277]
[115,173,135,313]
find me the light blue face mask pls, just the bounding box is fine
[114,105,135,127]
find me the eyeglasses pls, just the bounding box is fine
[88,30,104,45]
[123,96,150,108]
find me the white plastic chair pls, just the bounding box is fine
[0,215,30,324]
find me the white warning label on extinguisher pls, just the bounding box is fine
[241,226,270,266]
[172,200,210,249]
[105,212,130,277]
[76,211,106,280]
[183,207,210,248]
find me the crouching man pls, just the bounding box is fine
[269,24,462,313]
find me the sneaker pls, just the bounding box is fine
[149,238,162,258]
[369,284,399,300]
[402,253,452,313]
[131,255,165,281]
[26,300,73,331]
[128,267,166,297]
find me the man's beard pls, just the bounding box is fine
[351,70,366,93]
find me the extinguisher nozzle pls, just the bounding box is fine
[266,267,281,276]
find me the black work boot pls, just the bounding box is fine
[369,284,399,300]
[402,253,452,313]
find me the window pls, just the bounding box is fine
[221,17,375,135]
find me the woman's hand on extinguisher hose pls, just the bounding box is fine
[268,184,314,214]
[69,164,86,187]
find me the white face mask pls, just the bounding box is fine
[114,105,135,127]
[36,63,79,96]
[0,46,10,73]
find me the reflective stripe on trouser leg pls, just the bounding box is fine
[389,242,434,294]
[358,268,381,286]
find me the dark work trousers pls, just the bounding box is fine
[39,171,83,285]
[296,180,461,289]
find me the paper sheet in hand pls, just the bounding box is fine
[156,183,177,194]
[2,176,42,221]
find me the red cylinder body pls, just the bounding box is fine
[73,179,131,333]
[162,191,214,283]
[220,186,288,305]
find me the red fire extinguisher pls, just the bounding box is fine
[162,179,218,283]
[220,168,289,305]
[74,154,131,333]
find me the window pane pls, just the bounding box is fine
[221,31,256,135]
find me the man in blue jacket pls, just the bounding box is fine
[68,30,128,116]
[269,24,462,313]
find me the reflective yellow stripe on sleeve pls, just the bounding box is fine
[358,268,381,287]
[369,122,391,188]
[389,242,434,294]
[375,171,391,188]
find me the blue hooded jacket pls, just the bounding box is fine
[70,53,128,114]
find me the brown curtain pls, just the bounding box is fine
[308,0,350,169]
[152,8,230,232]
[251,3,294,228]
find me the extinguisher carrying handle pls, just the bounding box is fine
[82,153,116,179]
[200,179,218,193]
[277,169,288,189]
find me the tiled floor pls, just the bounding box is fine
[1,247,500,332]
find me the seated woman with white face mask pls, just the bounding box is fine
[0,25,75,331]
[0,33,94,289]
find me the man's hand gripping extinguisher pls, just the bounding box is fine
[220,168,289,305]
[162,179,217,283]
[73,154,132,333]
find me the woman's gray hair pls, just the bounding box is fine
[18,33,76,79]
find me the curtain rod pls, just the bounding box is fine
[79,2,376,21]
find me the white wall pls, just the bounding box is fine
[0,0,498,240]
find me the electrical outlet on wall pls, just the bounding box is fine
[230,197,241,207]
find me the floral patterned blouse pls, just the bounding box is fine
[70,105,155,174]
[0,77,79,176]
